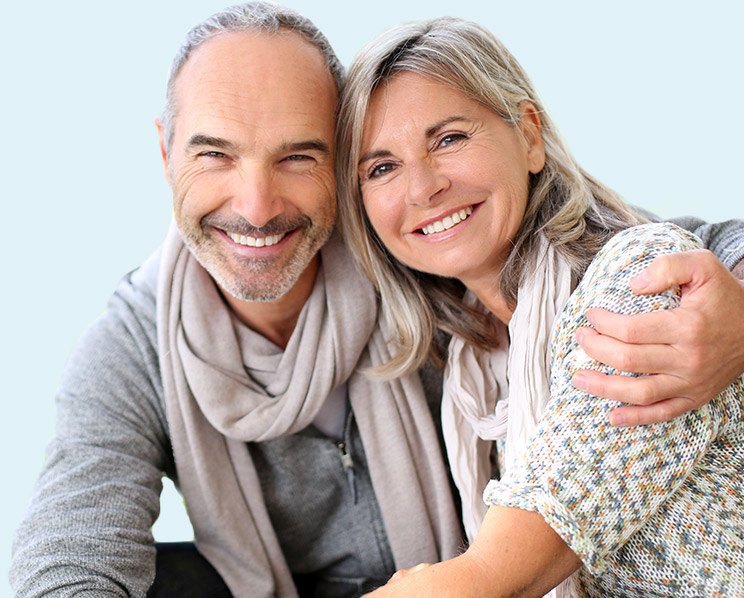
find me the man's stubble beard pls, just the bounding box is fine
[181,216,335,303]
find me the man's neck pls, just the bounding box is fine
[222,258,320,349]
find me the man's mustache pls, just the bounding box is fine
[201,213,312,236]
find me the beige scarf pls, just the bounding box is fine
[157,224,461,597]
[442,237,576,597]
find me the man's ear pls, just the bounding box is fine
[518,101,545,174]
[155,118,171,185]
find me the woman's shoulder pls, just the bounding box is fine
[552,223,703,362]
[593,222,702,272]
[572,223,701,299]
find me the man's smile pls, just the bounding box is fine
[224,230,287,247]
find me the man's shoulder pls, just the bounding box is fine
[57,244,170,445]
[116,245,162,316]
[65,245,164,394]
[95,244,164,346]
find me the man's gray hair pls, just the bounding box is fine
[161,2,344,150]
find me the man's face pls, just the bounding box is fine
[162,31,338,302]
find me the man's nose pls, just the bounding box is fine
[229,164,284,227]
[405,160,449,207]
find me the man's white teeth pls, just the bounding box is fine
[226,231,286,247]
[421,207,473,235]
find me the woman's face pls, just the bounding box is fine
[358,72,545,288]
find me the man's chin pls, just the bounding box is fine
[190,225,331,303]
[213,266,307,304]
[224,284,296,303]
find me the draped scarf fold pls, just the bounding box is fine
[441,236,576,597]
[157,224,461,596]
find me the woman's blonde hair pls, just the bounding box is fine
[337,17,643,378]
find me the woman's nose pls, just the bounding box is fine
[404,160,449,207]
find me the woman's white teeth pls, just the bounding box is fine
[226,231,285,247]
[422,207,473,235]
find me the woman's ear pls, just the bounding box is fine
[518,101,545,174]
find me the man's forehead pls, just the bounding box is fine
[171,30,336,131]
[174,30,334,99]
[169,30,337,150]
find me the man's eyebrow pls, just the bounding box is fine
[277,139,330,154]
[358,116,469,165]
[187,134,237,151]
[186,135,330,155]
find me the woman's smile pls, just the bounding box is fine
[415,205,474,236]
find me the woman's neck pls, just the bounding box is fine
[464,275,515,325]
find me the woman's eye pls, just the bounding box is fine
[369,162,395,179]
[439,133,467,148]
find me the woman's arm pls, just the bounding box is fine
[367,507,580,598]
[484,224,729,587]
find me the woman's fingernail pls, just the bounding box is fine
[609,411,625,426]
[630,272,650,292]
[572,372,588,389]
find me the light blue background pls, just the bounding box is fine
[3,1,742,593]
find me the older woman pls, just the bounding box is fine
[337,17,743,597]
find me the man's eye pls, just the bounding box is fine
[285,154,313,162]
[199,151,227,159]
[438,133,467,148]
[369,162,395,179]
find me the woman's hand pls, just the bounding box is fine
[572,250,744,426]
[388,563,432,584]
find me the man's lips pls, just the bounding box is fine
[223,230,286,247]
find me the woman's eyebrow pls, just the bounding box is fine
[425,115,468,138]
[358,148,393,165]
[358,115,469,165]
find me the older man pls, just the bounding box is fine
[11,5,461,597]
[10,3,744,597]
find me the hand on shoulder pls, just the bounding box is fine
[572,249,744,426]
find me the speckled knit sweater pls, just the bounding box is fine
[485,223,744,596]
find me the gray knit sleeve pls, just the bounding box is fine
[10,260,171,597]
[669,217,744,270]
